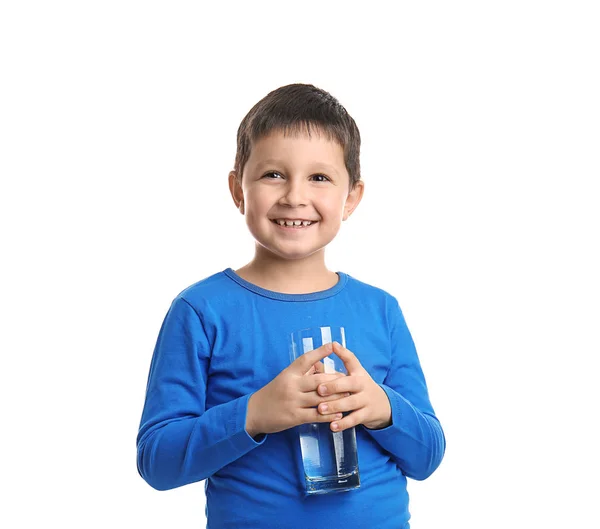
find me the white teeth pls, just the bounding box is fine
[274,219,313,227]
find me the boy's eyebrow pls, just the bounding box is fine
[254,159,341,176]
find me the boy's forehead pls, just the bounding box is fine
[249,129,344,158]
[256,125,341,143]
[247,132,346,175]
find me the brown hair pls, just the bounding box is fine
[233,83,361,189]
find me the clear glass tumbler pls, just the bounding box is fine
[289,326,360,494]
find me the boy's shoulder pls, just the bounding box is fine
[345,274,410,328]
[174,269,233,305]
[345,272,396,297]
[345,273,402,307]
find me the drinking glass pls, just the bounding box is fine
[289,325,360,494]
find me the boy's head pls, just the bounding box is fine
[232,83,361,190]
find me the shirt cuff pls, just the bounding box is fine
[363,383,412,441]
[234,392,267,447]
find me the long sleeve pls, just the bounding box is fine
[364,299,446,480]
[136,296,265,491]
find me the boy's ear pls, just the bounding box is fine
[343,180,364,221]
[228,171,245,214]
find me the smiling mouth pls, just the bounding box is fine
[271,219,317,228]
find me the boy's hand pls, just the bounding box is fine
[246,343,348,437]
[316,341,392,432]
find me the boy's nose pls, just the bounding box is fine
[279,181,308,207]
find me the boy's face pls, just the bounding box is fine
[229,130,363,264]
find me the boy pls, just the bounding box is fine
[137,83,445,528]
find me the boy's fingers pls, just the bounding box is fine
[317,375,360,396]
[301,409,344,424]
[330,410,364,432]
[304,365,316,375]
[304,361,325,375]
[312,361,325,373]
[318,393,359,415]
[331,341,363,373]
[292,342,333,374]
[301,390,352,408]
[298,372,345,393]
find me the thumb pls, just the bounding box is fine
[291,342,334,374]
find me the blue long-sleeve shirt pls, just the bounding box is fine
[137,269,445,528]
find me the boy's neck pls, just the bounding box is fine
[235,254,338,295]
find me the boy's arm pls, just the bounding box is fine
[136,296,265,491]
[363,300,446,481]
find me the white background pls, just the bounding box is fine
[1,1,599,527]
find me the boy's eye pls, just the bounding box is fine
[262,171,330,182]
[263,171,283,179]
[311,174,330,182]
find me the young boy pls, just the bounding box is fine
[136,83,445,528]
